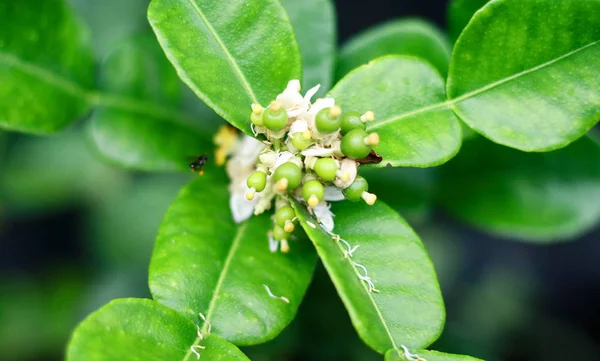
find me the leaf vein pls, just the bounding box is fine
[200,222,248,333]
[185,0,259,104]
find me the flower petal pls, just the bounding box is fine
[324,186,345,201]
[230,190,257,223]
[301,146,335,157]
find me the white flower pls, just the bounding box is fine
[301,145,335,157]
[227,135,267,223]
[273,150,295,170]
[334,159,358,189]
[268,232,279,253]
[276,80,320,118]
[314,201,335,232]
[324,186,345,201]
[289,119,309,135]
[309,97,335,117]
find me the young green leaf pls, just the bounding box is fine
[282,0,336,97]
[0,0,94,134]
[89,35,214,172]
[66,298,249,361]
[385,348,483,361]
[292,199,445,353]
[447,0,600,152]
[330,56,461,167]
[149,171,317,345]
[337,19,452,79]
[447,0,490,42]
[439,135,600,242]
[148,0,302,135]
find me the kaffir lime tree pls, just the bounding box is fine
[1,0,599,360]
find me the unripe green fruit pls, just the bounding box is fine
[273,225,288,240]
[263,105,288,131]
[340,111,366,135]
[273,162,302,190]
[275,206,296,228]
[341,129,371,159]
[315,107,341,134]
[246,171,267,192]
[343,176,369,202]
[302,180,325,207]
[291,132,311,151]
[314,158,339,182]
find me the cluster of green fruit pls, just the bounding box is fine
[243,96,380,252]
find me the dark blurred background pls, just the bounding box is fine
[1,1,599,361]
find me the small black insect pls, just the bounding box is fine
[189,154,208,175]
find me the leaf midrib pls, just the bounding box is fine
[368,39,599,130]
[180,223,248,361]
[292,200,400,353]
[185,0,259,104]
[200,222,248,333]
[333,233,400,352]
[0,51,197,126]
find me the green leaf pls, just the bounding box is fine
[447,0,600,151]
[337,19,452,79]
[0,0,94,134]
[447,0,490,42]
[67,298,249,361]
[149,171,317,345]
[148,0,302,135]
[292,199,445,353]
[439,135,600,242]
[282,0,336,97]
[330,56,461,167]
[89,35,214,172]
[385,348,484,361]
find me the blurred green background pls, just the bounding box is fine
[1,1,599,361]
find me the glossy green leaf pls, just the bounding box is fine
[89,36,213,172]
[149,171,317,345]
[439,135,600,242]
[0,0,94,134]
[292,199,445,353]
[385,348,483,361]
[148,0,302,135]
[331,56,461,167]
[282,0,336,97]
[67,298,249,361]
[447,0,490,42]
[447,0,600,151]
[337,19,451,79]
